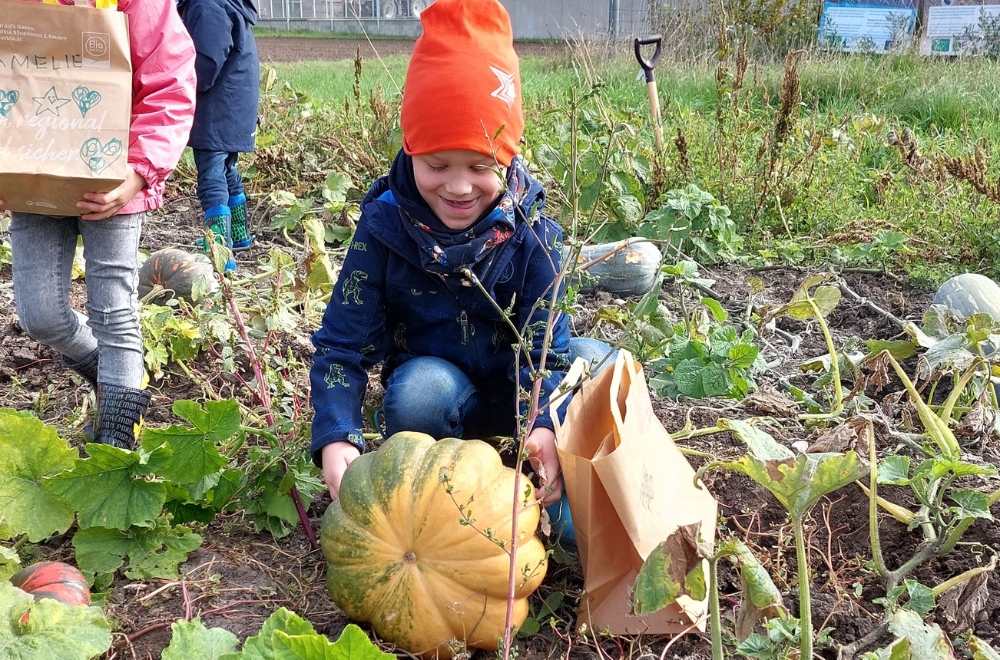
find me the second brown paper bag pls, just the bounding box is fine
[554,349,718,634]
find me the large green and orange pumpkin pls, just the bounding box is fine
[10,561,91,606]
[320,432,547,658]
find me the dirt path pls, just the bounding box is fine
[256,36,568,62]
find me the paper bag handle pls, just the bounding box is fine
[609,349,643,450]
[550,357,589,437]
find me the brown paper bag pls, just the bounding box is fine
[0,0,131,216]
[554,349,718,634]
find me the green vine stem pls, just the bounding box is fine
[939,358,984,424]
[799,297,843,420]
[867,418,889,580]
[930,553,997,597]
[792,515,813,660]
[709,556,723,660]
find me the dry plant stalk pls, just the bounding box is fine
[942,143,1000,203]
[772,49,802,151]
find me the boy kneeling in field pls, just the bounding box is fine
[309,0,611,545]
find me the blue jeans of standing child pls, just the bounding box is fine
[10,212,145,388]
[192,149,244,212]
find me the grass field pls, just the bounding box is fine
[264,47,1000,284]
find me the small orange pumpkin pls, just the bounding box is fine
[10,561,91,606]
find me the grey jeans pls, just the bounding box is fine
[10,212,145,388]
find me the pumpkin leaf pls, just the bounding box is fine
[721,420,868,518]
[302,217,336,293]
[717,539,787,640]
[948,489,994,520]
[162,618,238,660]
[73,516,202,581]
[867,637,914,660]
[971,636,1000,660]
[271,624,395,660]
[0,410,76,541]
[878,456,912,485]
[0,582,112,660]
[45,443,168,530]
[239,608,317,660]
[141,426,228,485]
[884,609,958,659]
[632,523,707,615]
[172,399,242,444]
[903,579,936,617]
[0,544,21,582]
[866,339,917,361]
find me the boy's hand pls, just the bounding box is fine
[526,426,562,506]
[322,441,361,500]
[76,167,147,221]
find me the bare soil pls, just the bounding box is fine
[7,197,998,660]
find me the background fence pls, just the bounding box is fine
[257,0,662,39]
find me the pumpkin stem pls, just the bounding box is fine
[403,552,418,564]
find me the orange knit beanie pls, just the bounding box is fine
[401,0,523,167]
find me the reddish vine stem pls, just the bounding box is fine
[182,580,193,621]
[114,598,289,647]
[219,271,318,550]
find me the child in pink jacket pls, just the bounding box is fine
[0,0,197,448]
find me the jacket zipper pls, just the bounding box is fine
[457,310,469,345]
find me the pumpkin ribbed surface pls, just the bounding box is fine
[10,561,91,606]
[321,432,547,657]
[137,248,216,302]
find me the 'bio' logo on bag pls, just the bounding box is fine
[81,32,110,68]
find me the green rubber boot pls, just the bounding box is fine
[229,193,253,250]
[201,205,236,273]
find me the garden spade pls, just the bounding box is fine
[634,35,664,151]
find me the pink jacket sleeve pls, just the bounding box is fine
[119,0,197,214]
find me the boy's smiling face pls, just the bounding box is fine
[412,150,507,230]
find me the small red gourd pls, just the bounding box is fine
[137,248,217,303]
[10,561,91,606]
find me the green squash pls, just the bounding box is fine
[932,273,1000,322]
[137,248,216,303]
[563,240,662,297]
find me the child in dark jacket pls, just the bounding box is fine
[177,0,260,272]
[309,0,608,541]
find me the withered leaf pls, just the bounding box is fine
[807,417,872,455]
[939,571,990,635]
[743,386,799,418]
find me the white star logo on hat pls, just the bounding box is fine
[490,66,516,109]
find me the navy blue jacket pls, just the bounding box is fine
[309,158,570,465]
[177,0,259,152]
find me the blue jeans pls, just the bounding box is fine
[381,336,616,438]
[381,337,613,551]
[10,212,145,388]
[192,149,244,212]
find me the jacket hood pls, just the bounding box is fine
[177,0,258,24]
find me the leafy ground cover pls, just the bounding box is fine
[4,35,1000,660]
